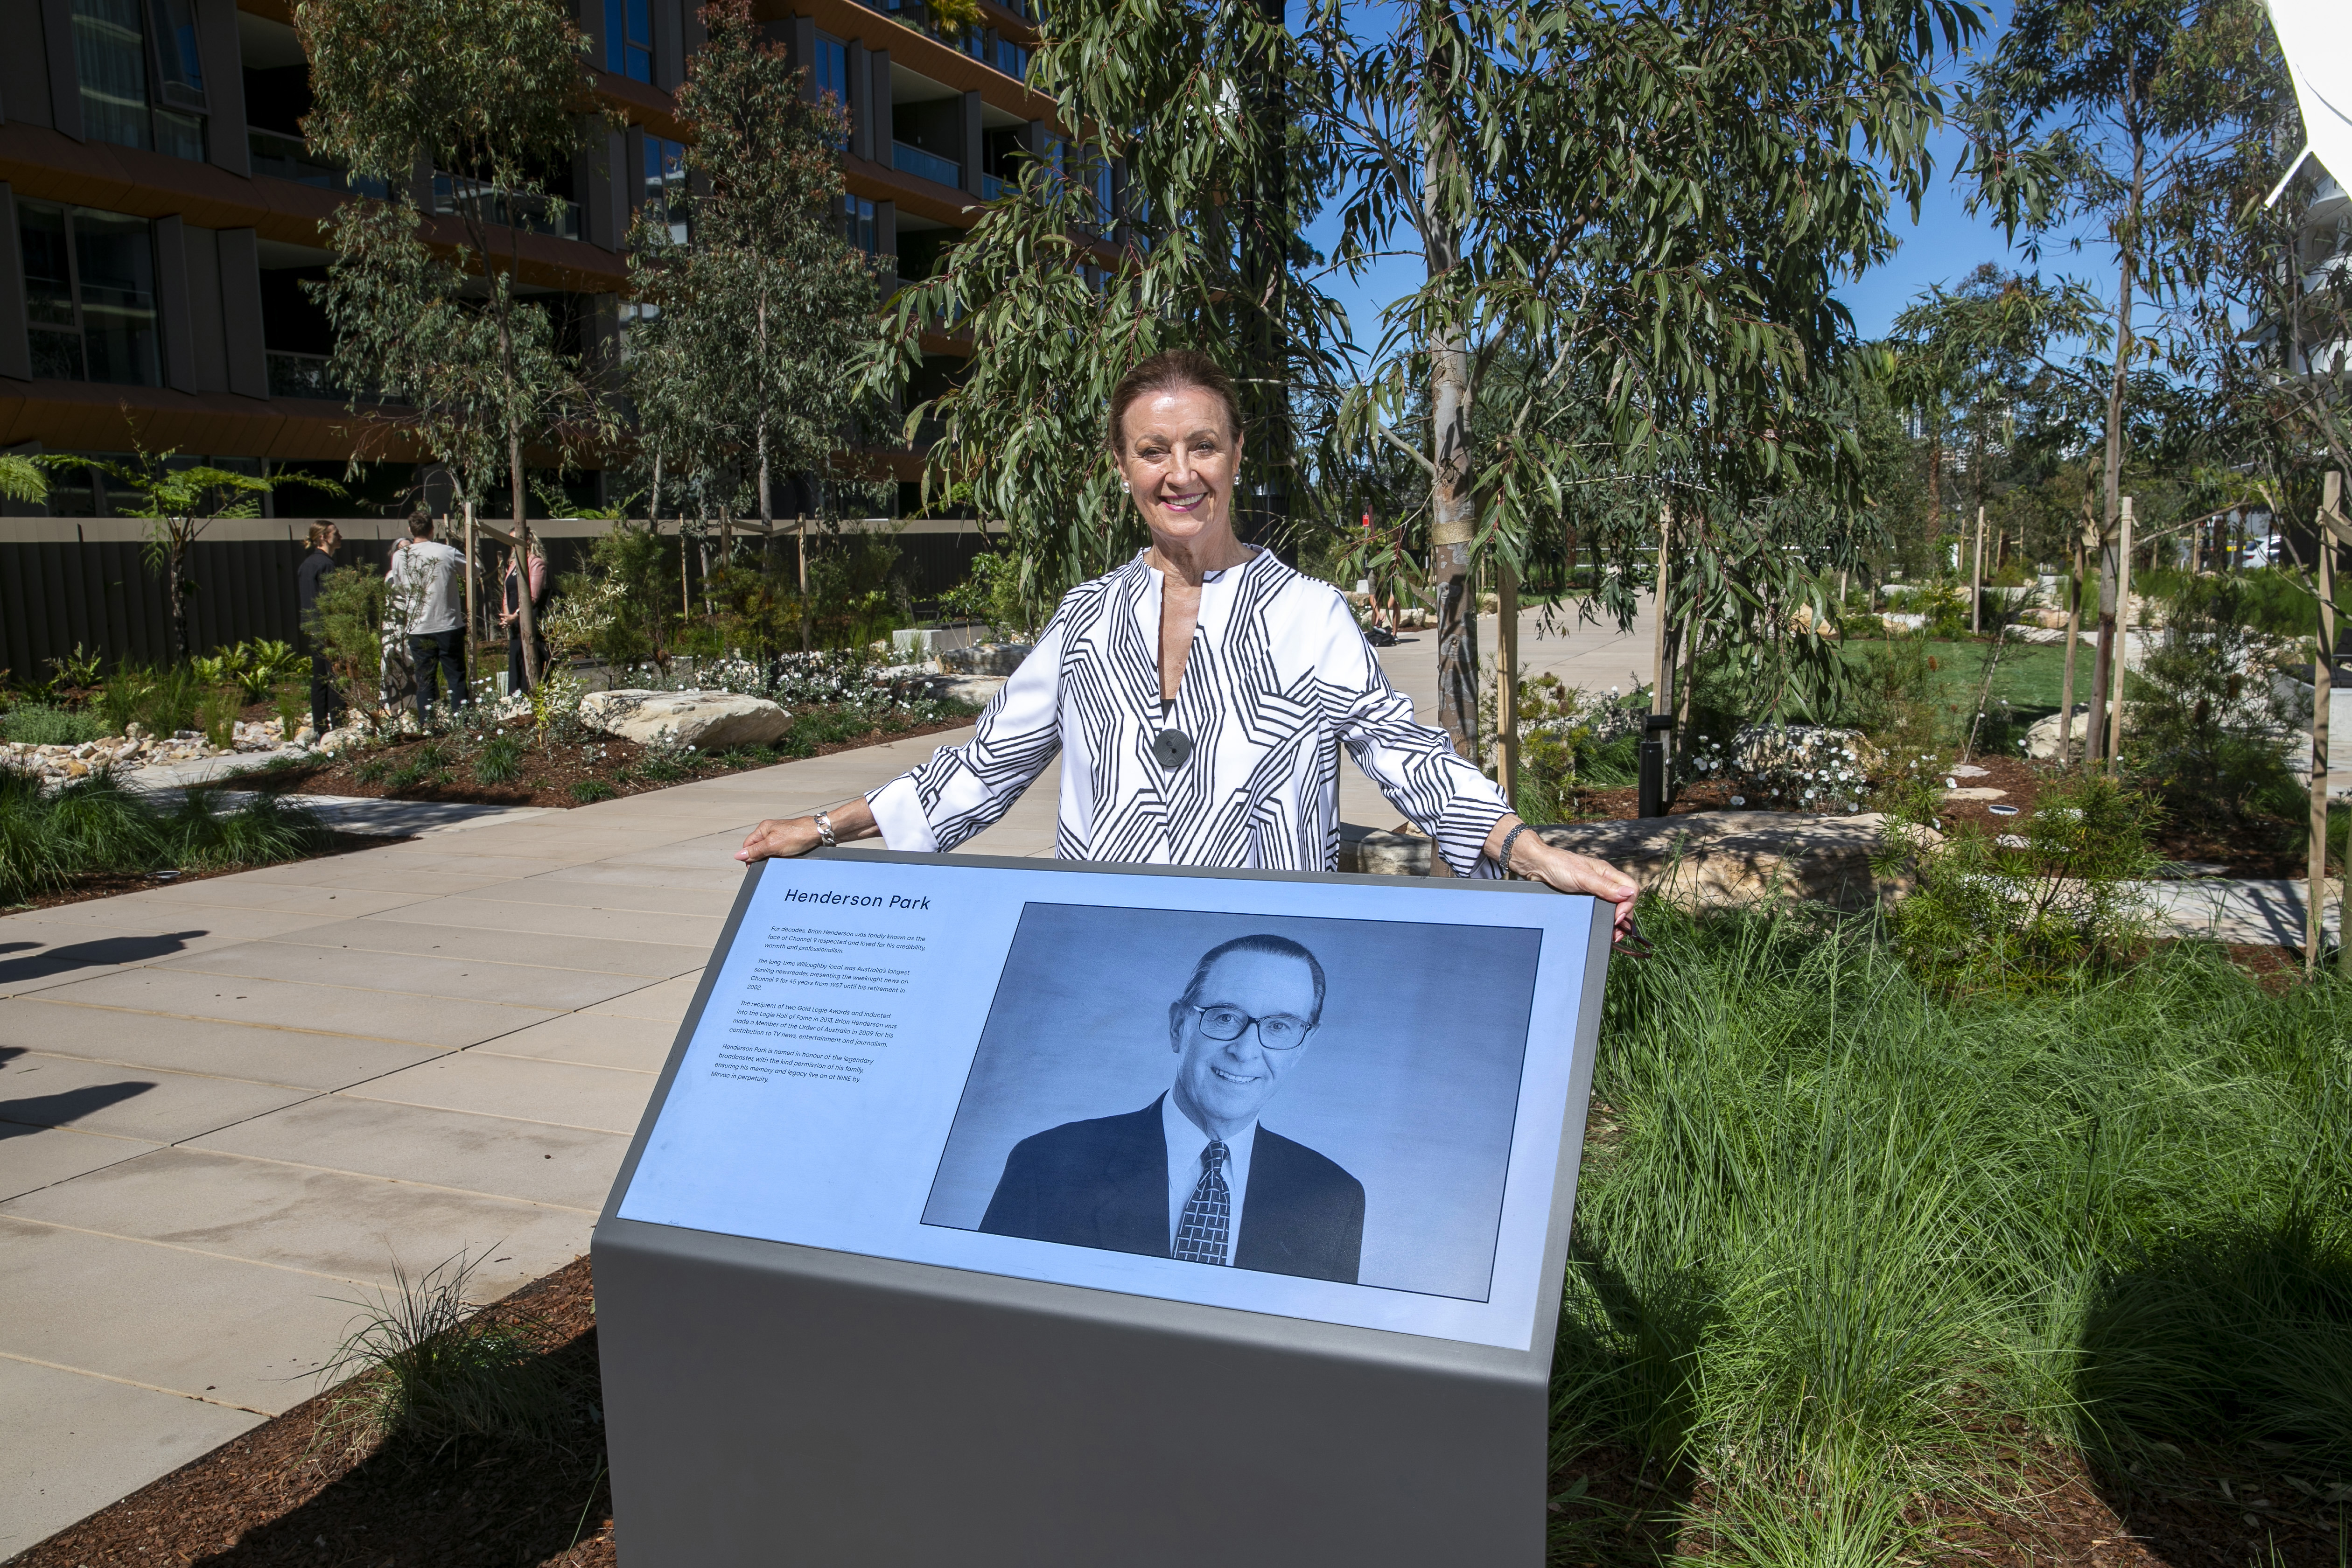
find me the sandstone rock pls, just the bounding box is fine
[64,760,89,778]
[1339,811,1915,912]
[939,642,1034,677]
[579,689,791,749]
[932,675,1006,709]
[1941,787,2008,802]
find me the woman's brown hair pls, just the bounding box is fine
[1106,350,1243,454]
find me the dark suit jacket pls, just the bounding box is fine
[978,1095,1364,1284]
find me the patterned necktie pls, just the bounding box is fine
[1172,1139,1231,1265]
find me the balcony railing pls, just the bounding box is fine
[429,174,582,241]
[247,127,390,198]
[893,141,964,189]
[266,350,348,401]
[855,0,1030,81]
[979,172,1009,202]
[267,350,402,404]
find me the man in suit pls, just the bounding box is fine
[979,934,1364,1283]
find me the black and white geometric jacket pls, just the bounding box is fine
[866,548,1512,876]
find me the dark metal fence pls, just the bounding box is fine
[0,526,993,680]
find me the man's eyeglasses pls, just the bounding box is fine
[1189,1004,1314,1051]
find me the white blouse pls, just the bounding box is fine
[866,548,1513,876]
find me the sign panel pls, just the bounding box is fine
[616,854,1603,1351]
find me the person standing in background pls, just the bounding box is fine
[501,537,550,694]
[295,521,344,737]
[387,514,470,721]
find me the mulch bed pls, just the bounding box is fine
[25,1251,2339,1568]
[11,1258,615,1568]
[237,708,974,812]
[1562,752,2310,878]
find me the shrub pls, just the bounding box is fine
[938,548,1038,640]
[1482,675,1642,821]
[307,564,390,699]
[1,704,103,746]
[2122,574,2302,832]
[1875,773,2159,992]
[1839,634,1945,759]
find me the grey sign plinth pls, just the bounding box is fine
[594,852,1610,1567]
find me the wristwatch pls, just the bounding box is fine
[814,811,837,848]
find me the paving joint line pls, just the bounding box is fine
[0,1349,279,1418]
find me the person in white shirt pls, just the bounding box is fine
[735,348,1639,940]
[387,514,470,721]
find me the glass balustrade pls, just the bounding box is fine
[892,140,963,189]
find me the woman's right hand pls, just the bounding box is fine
[737,797,881,863]
[737,817,824,862]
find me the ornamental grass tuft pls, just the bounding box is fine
[1557,899,2351,1561]
[0,765,328,904]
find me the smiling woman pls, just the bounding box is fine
[736,349,1637,935]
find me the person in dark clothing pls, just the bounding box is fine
[295,522,344,737]
[501,539,550,694]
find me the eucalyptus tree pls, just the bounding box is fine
[1891,265,2105,565]
[868,0,1345,626]
[627,0,883,620]
[299,0,615,686]
[1956,0,2285,760]
[1323,0,1983,756]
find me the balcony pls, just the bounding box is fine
[246,128,390,199]
[266,350,347,401]
[980,172,1008,202]
[893,141,964,189]
[855,0,1031,82]
[428,174,582,242]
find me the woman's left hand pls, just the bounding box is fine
[1484,817,1642,942]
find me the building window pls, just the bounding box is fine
[605,0,652,82]
[642,134,688,243]
[19,202,162,387]
[1096,160,1115,230]
[994,37,1028,81]
[812,35,848,109]
[71,0,207,160]
[842,195,876,257]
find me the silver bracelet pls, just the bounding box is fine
[1498,822,1530,877]
[814,810,837,848]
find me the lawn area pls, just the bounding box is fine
[1839,636,2083,721]
[1551,903,2351,1563]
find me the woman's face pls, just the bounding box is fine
[1115,385,1239,553]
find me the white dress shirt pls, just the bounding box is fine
[1161,1092,1255,1264]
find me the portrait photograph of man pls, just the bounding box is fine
[923,903,1546,1302]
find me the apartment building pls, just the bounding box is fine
[0,0,1093,518]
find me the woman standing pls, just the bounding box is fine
[738,350,1636,934]
[501,537,549,694]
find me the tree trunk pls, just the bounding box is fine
[2087,89,2146,768]
[1422,14,1477,761]
[168,526,191,662]
[510,431,541,689]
